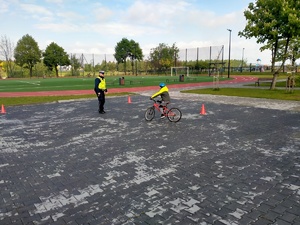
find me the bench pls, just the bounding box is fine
[106,80,118,85]
[166,78,177,83]
[128,80,143,85]
[255,78,273,87]
[186,77,197,81]
[106,82,115,85]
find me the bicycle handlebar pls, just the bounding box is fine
[150,99,162,103]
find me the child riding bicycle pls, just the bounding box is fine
[150,82,170,118]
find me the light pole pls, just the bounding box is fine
[128,51,134,75]
[121,48,128,75]
[227,29,232,78]
[135,44,137,76]
[241,48,245,72]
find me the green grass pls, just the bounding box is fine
[0,75,229,92]
[245,81,290,87]
[1,93,133,106]
[181,88,300,101]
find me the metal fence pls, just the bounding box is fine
[67,46,225,76]
[69,46,224,67]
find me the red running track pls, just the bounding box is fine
[0,76,257,97]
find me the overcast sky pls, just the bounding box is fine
[1,0,273,65]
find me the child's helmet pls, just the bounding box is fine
[159,82,165,88]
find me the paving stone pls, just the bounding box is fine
[143,214,165,224]
[246,210,263,220]
[251,217,273,225]
[264,197,281,207]
[214,220,232,225]
[280,189,295,196]
[256,203,273,213]
[271,205,288,214]
[287,205,300,216]
[239,215,254,225]
[272,218,294,225]
[66,220,81,225]
[91,212,109,222]
[280,212,298,223]
[224,202,244,211]
[261,211,281,223]
[273,193,291,206]
[0,217,12,225]
[10,218,26,225]
[215,207,234,218]
[292,218,300,225]
[74,215,95,225]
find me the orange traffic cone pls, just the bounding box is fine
[128,96,132,104]
[200,104,206,115]
[1,104,6,114]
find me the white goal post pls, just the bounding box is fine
[171,67,189,76]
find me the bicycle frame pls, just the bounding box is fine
[152,100,168,115]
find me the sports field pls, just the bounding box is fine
[0,75,229,92]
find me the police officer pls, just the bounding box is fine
[94,71,107,114]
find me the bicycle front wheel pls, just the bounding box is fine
[167,108,182,122]
[144,107,155,121]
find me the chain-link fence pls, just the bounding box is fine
[67,45,225,77]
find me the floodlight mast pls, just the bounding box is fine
[241,48,245,72]
[227,29,232,78]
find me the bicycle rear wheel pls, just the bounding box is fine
[167,108,182,122]
[144,107,155,121]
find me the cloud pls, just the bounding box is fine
[57,11,84,22]
[92,6,114,22]
[124,0,189,27]
[0,0,9,13]
[19,3,53,16]
[35,23,79,32]
[45,0,64,3]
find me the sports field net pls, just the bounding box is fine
[171,67,189,76]
[177,45,224,62]
[69,46,224,63]
[67,45,224,76]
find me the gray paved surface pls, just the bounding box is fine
[1,91,300,225]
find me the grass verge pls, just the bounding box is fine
[181,88,300,101]
[1,93,132,106]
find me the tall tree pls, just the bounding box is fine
[69,54,81,76]
[128,40,143,75]
[238,0,300,89]
[14,34,42,78]
[148,43,179,71]
[287,38,300,68]
[43,42,70,77]
[0,35,15,78]
[114,38,143,75]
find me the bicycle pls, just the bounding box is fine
[144,99,182,122]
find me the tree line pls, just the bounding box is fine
[0,35,226,78]
[238,0,300,89]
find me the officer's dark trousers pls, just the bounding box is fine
[97,90,105,112]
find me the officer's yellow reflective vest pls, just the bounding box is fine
[97,77,106,90]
